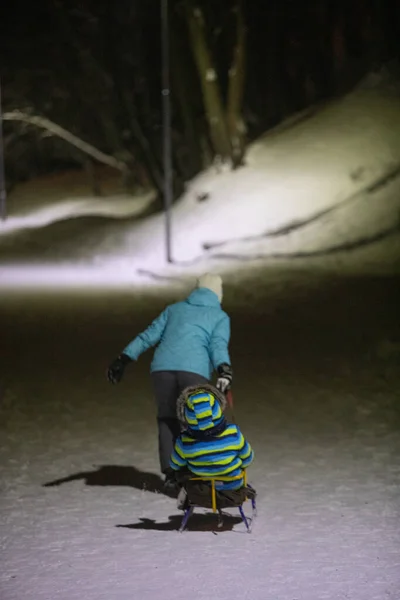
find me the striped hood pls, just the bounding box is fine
[171,383,254,491]
[177,383,227,433]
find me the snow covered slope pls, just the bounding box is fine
[1,70,400,289]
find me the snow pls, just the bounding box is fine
[1,279,400,599]
[0,184,155,235]
[1,72,399,291]
[102,82,400,275]
[206,68,217,82]
[1,71,400,599]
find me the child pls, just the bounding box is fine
[170,383,254,506]
[107,274,233,494]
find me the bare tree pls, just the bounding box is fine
[184,0,232,161]
[183,0,248,168]
[3,110,128,173]
[48,1,164,198]
[226,0,247,168]
[170,19,204,177]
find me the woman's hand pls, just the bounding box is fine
[216,363,232,392]
[107,354,131,384]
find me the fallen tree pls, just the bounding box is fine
[3,110,128,174]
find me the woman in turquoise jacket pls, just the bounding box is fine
[107,274,233,493]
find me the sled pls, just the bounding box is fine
[178,470,257,533]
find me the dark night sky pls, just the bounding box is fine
[1,1,397,71]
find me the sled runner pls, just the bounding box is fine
[178,470,257,533]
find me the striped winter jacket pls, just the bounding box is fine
[170,384,254,491]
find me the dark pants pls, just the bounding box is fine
[184,480,248,508]
[151,370,209,474]
[176,470,253,508]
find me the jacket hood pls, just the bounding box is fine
[177,383,227,431]
[186,287,221,307]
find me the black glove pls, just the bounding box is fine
[216,363,233,393]
[107,353,132,384]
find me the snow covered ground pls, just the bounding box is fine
[0,167,155,232]
[0,278,399,600]
[1,70,400,599]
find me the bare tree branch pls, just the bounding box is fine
[3,110,128,173]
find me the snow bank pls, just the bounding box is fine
[95,82,400,282]
[1,74,400,289]
[0,194,155,235]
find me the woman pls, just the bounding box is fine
[107,273,233,493]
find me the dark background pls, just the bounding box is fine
[1,0,399,201]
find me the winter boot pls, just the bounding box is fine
[163,470,179,497]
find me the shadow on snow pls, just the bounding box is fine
[116,513,243,533]
[42,464,173,496]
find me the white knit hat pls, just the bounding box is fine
[196,273,223,303]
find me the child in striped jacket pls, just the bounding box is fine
[170,384,254,502]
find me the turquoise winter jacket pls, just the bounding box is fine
[122,288,231,379]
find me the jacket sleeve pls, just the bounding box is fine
[122,308,168,361]
[237,429,254,468]
[209,313,231,370]
[170,438,187,471]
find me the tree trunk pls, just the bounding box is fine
[97,5,163,198]
[316,0,336,98]
[84,159,102,196]
[50,1,129,159]
[120,91,164,199]
[170,23,203,176]
[332,3,347,92]
[184,0,232,162]
[226,0,247,168]
[262,0,284,126]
